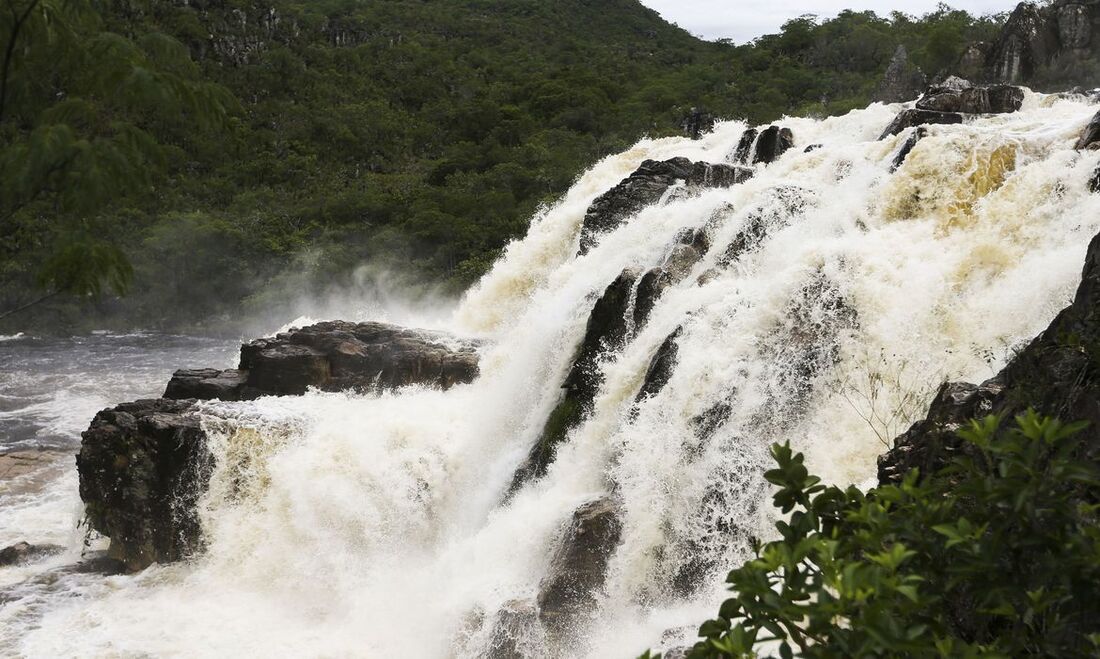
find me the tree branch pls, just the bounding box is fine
[0,0,43,123]
[0,290,57,321]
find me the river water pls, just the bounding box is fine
[2,93,1100,657]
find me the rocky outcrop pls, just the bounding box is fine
[971,1,1100,88]
[681,107,716,140]
[711,186,815,271]
[915,84,1025,114]
[164,368,247,401]
[1091,164,1100,192]
[874,45,927,103]
[164,321,481,400]
[891,127,927,171]
[880,229,1100,483]
[81,320,483,571]
[731,128,757,163]
[0,542,64,567]
[879,108,964,139]
[751,126,794,165]
[512,271,639,488]
[78,399,211,571]
[536,497,623,637]
[1076,109,1100,149]
[578,158,752,255]
[635,328,683,404]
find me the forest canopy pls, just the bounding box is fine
[0,0,1005,332]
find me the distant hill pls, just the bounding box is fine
[1,0,1007,332]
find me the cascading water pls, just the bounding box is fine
[11,93,1100,657]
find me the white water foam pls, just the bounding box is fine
[11,93,1100,657]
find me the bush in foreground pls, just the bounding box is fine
[656,412,1100,658]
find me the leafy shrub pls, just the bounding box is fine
[667,412,1100,658]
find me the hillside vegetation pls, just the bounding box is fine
[0,0,1004,332]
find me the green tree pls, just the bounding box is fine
[0,0,232,317]
[669,412,1100,658]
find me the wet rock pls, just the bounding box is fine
[712,186,814,270]
[164,368,246,401]
[881,228,1100,484]
[957,43,990,80]
[1091,164,1100,193]
[879,108,964,139]
[482,599,540,659]
[687,162,753,189]
[986,2,1059,84]
[804,143,823,153]
[169,322,481,400]
[512,271,639,487]
[1075,110,1100,150]
[681,107,715,140]
[537,497,623,636]
[751,125,794,165]
[0,542,64,567]
[891,127,927,172]
[581,161,696,254]
[239,321,481,397]
[874,45,927,103]
[916,84,1025,114]
[731,128,757,164]
[635,328,683,403]
[78,398,211,571]
[634,268,673,330]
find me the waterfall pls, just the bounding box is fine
[18,93,1100,658]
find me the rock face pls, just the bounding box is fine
[880,229,1100,483]
[578,158,752,255]
[751,126,794,165]
[879,108,964,139]
[0,542,64,567]
[536,497,623,636]
[1091,164,1100,193]
[511,271,639,488]
[874,45,927,103]
[915,84,1025,114]
[164,321,481,400]
[78,399,211,571]
[1076,109,1100,150]
[81,320,483,571]
[891,127,927,171]
[974,1,1100,88]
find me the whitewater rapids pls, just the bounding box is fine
[8,92,1100,657]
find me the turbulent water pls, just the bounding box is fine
[5,94,1100,657]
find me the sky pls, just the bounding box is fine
[638,1,1015,43]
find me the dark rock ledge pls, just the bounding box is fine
[880,228,1100,483]
[78,320,482,571]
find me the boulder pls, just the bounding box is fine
[634,328,683,404]
[879,109,964,140]
[986,2,1060,84]
[891,127,927,172]
[164,321,482,401]
[512,270,639,488]
[1075,110,1100,150]
[874,45,927,103]
[164,368,247,401]
[483,599,540,659]
[240,321,481,396]
[77,398,211,571]
[537,497,623,636]
[916,84,1025,114]
[578,158,752,255]
[751,126,794,165]
[880,228,1100,484]
[0,541,64,567]
[731,128,757,164]
[634,268,672,330]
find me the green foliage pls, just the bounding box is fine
[1,0,1006,330]
[0,0,232,303]
[681,412,1100,658]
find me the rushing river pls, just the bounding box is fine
[3,93,1100,657]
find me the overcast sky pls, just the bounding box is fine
[638,1,1015,43]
